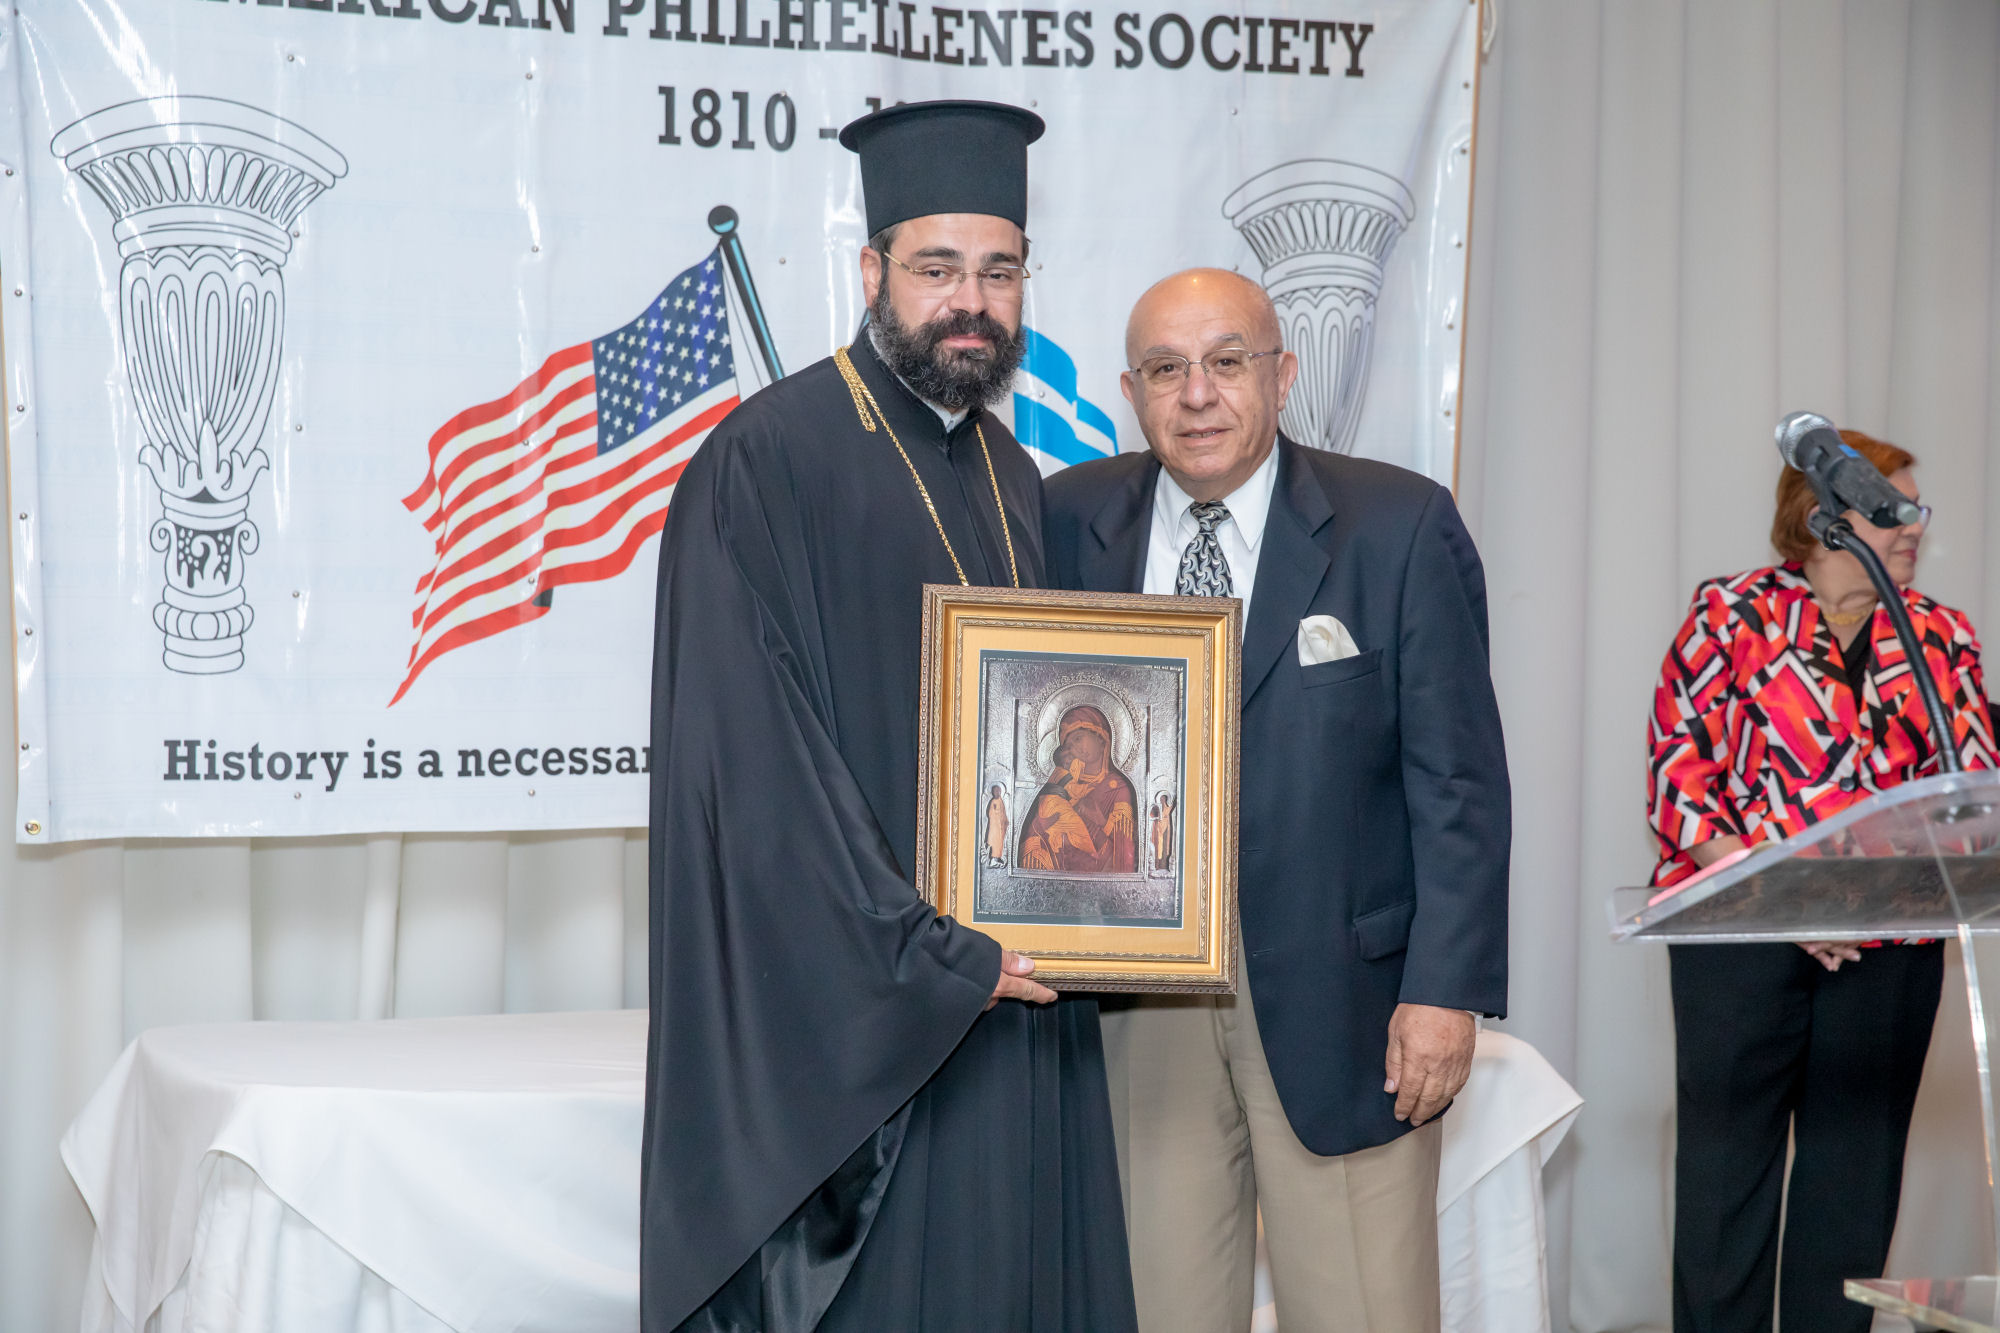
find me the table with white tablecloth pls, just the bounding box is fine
[64,1012,1580,1333]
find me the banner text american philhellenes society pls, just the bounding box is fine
[214,2,1376,81]
[162,740,652,792]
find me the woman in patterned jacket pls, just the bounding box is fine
[1646,430,1995,1333]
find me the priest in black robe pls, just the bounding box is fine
[642,101,1138,1332]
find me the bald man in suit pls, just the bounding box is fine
[1041,270,1511,1332]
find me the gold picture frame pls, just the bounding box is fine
[916,585,1240,993]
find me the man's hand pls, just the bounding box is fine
[1383,1003,1476,1125]
[987,950,1057,1010]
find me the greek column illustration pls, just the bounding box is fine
[52,97,345,673]
[1223,161,1414,455]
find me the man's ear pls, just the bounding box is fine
[1119,369,1138,411]
[859,247,883,308]
[1272,349,1300,413]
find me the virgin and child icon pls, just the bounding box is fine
[972,650,1186,929]
[1019,705,1140,874]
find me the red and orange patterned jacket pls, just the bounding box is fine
[1648,564,1996,889]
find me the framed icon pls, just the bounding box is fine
[917,585,1240,992]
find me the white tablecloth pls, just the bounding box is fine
[1434,1031,1584,1333]
[65,1013,1579,1333]
[64,1011,646,1333]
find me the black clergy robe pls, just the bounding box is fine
[643,332,1137,1332]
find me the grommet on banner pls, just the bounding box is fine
[24,821,40,836]
[21,627,31,636]
[294,423,303,431]
[12,287,20,296]
[293,791,302,800]
[527,788,536,797]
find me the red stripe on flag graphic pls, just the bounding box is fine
[392,248,740,704]
[404,344,595,521]
[405,392,729,632]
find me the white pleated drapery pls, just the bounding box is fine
[6,2,2000,1330]
[1462,2,2000,1329]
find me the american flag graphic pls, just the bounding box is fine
[391,250,739,704]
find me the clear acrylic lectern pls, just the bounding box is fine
[1612,770,2000,1333]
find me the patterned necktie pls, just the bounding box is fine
[1176,500,1233,597]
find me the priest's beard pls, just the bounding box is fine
[868,287,1026,414]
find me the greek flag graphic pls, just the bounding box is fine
[1013,327,1120,474]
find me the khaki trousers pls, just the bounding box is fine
[1101,956,1442,1333]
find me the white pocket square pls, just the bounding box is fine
[1297,614,1361,666]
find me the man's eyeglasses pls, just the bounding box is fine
[881,250,1030,295]
[1131,348,1283,394]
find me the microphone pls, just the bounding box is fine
[1775,411,1921,529]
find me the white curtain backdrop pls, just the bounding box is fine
[5,2,2000,1329]
[1462,1,2000,1329]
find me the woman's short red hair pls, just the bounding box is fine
[1771,429,1916,564]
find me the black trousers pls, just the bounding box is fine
[1669,941,1943,1333]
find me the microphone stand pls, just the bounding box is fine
[1807,496,2000,1297]
[1807,508,1963,775]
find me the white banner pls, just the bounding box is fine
[0,0,1477,841]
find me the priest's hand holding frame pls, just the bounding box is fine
[986,949,1056,1010]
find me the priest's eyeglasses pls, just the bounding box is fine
[1132,348,1283,394]
[882,250,1031,295]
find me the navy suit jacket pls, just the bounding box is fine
[1043,439,1511,1157]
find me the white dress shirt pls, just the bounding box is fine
[1142,443,1279,624]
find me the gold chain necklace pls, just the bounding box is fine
[833,345,1020,589]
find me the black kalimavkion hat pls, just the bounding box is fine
[837,99,1046,237]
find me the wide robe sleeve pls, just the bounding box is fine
[641,415,1001,1325]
